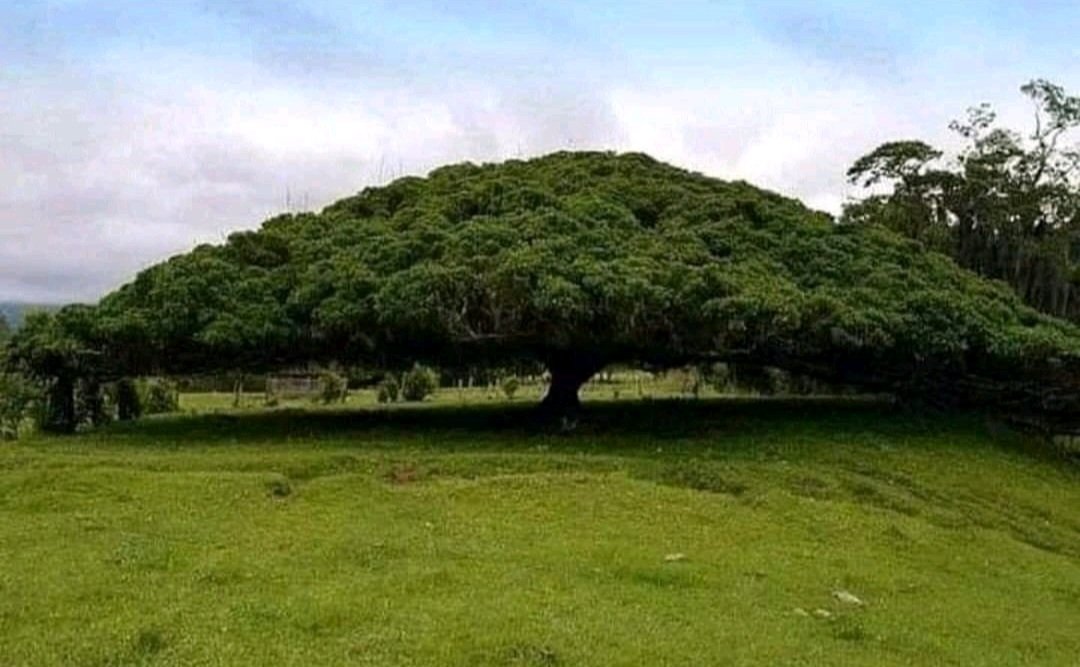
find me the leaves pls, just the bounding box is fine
[20,149,1080,414]
[846,80,1080,324]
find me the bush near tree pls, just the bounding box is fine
[0,371,36,440]
[401,364,438,402]
[500,376,520,400]
[316,370,348,404]
[377,375,401,404]
[140,378,180,415]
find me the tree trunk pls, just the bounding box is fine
[77,378,107,427]
[233,374,244,408]
[539,356,604,418]
[115,378,141,421]
[43,375,76,434]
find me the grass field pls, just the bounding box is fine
[1,398,1079,665]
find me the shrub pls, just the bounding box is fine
[703,363,732,394]
[317,370,348,404]
[140,378,179,415]
[765,368,790,395]
[401,364,438,402]
[501,376,520,400]
[377,375,400,403]
[0,372,37,440]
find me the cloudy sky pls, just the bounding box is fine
[3,0,1078,303]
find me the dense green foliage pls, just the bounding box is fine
[376,375,400,404]
[12,151,1080,420]
[5,308,104,432]
[0,370,36,440]
[400,364,439,402]
[139,378,180,415]
[316,370,348,405]
[2,400,1079,665]
[845,80,1080,321]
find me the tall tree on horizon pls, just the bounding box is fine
[845,79,1080,321]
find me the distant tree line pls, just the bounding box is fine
[845,79,1080,321]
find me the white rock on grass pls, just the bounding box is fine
[832,590,864,606]
[664,553,687,562]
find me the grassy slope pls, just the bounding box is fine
[1,400,1079,666]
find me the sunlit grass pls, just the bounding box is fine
[177,370,844,414]
[1,398,1078,665]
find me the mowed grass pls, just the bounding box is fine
[1,399,1079,666]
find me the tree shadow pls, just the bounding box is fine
[72,396,1024,458]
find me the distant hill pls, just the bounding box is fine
[0,302,62,330]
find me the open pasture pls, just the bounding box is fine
[2,399,1079,666]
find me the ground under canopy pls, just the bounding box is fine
[2,400,1079,666]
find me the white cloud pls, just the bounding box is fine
[0,58,628,301]
[609,75,923,215]
[3,4,1078,303]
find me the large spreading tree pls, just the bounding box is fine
[14,151,1080,426]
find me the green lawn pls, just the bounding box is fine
[1,399,1079,665]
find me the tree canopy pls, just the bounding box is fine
[845,79,1080,321]
[13,150,1080,421]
